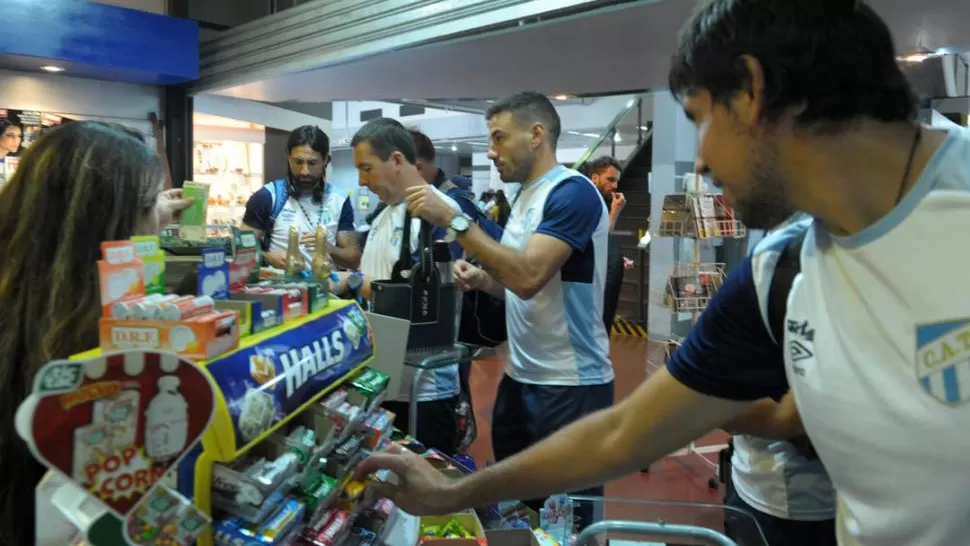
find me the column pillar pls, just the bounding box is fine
[647,91,711,340]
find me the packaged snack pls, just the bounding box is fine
[179,181,210,243]
[319,389,349,412]
[245,497,305,543]
[98,241,145,316]
[300,473,338,515]
[215,497,304,546]
[169,502,211,545]
[132,235,166,295]
[159,295,215,321]
[347,369,389,412]
[361,409,393,450]
[306,509,350,546]
[342,478,369,503]
[128,485,182,543]
[198,247,230,300]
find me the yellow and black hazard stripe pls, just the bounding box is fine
[611,317,647,338]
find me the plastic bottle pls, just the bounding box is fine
[310,225,334,284]
[285,225,306,277]
[145,376,189,459]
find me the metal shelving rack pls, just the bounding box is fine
[648,173,746,489]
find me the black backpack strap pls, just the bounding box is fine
[390,209,414,282]
[766,230,807,344]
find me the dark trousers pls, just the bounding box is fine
[724,489,837,546]
[603,235,624,331]
[383,397,460,455]
[492,375,615,531]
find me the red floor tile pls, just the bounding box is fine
[465,337,728,532]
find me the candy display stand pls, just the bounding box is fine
[18,351,218,546]
[19,298,380,546]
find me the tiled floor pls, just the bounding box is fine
[465,336,730,534]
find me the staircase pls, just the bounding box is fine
[614,135,652,322]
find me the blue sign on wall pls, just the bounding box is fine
[2,0,199,85]
[205,305,374,452]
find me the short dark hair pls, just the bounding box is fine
[668,0,917,129]
[485,91,562,149]
[586,156,622,177]
[408,128,436,162]
[287,125,330,158]
[351,118,416,164]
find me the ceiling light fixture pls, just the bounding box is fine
[553,94,570,101]
[451,144,458,152]
[40,65,65,73]
[897,53,931,63]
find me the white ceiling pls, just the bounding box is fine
[211,0,970,104]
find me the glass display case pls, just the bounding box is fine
[193,140,265,226]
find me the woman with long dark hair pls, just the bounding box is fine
[0,121,192,545]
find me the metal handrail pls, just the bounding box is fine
[570,92,649,171]
[574,520,739,546]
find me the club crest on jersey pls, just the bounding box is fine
[915,318,970,405]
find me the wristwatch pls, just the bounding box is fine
[346,271,364,300]
[446,213,473,242]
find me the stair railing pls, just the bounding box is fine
[569,92,649,172]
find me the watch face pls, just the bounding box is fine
[453,215,471,232]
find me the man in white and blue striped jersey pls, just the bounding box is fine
[404,91,614,529]
[357,2,970,544]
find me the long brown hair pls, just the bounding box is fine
[0,121,164,545]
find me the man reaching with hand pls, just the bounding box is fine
[355,2,970,545]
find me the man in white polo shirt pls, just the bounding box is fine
[356,2,970,544]
[336,118,464,455]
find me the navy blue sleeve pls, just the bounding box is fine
[445,187,503,248]
[535,176,602,251]
[242,187,273,233]
[477,215,504,242]
[338,197,355,232]
[666,256,790,401]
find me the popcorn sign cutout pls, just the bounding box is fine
[17,351,215,528]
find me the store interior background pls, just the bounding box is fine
[3,0,970,529]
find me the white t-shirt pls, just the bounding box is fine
[501,165,614,386]
[361,186,461,402]
[243,181,354,265]
[670,125,970,545]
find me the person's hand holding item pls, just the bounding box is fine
[156,189,194,228]
[454,260,488,292]
[611,191,627,213]
[301,232,317,253]
[263,251,287,270]
[356,443,459,515]
[406,186,454,227]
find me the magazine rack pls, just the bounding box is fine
[651,190,747,240]
[648,174,747,488]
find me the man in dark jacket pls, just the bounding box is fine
[585,156,626,331]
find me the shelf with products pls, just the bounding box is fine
[650,262,726,314]
[650,190,746,240]
[193,140,266,226]
[649,173,737,489]
[14,226,423,546]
